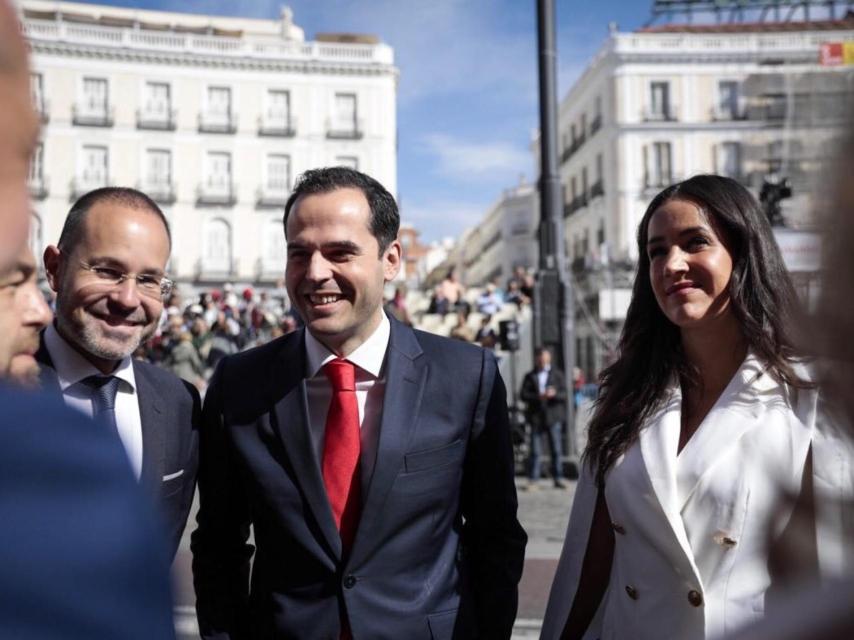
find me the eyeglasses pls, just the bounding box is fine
[79,261,174,299]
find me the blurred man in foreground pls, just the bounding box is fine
[0,3,175,637]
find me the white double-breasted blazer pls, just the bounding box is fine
[540,354,854,640]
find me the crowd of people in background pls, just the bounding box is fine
[123,263,538,391]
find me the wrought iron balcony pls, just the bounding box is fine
[258,114,297,137]
[72,104,114,127]
[642,104,678,122]
[590,114,602,135]
[28,175,49,200]
[326,118,364,140]
[137,108,177,131]
[590,180,604,199]
[70,176,109,200]
[198,112,237,134]
[196,183,237,206]
[256,185,290,209]
[140,181,177,205]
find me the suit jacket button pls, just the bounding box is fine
[688,590,703,607]
[611,522,626,535]
[625,585,638,600]
[343,575,357,589]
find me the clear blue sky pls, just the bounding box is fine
[93,0,653,241]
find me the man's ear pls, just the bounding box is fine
[43,245,62,293]
[383,239,402,282]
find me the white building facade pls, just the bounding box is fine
[555,18,854,377]
[458,182,538,288]
[22,0,398,287]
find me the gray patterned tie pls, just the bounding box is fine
[83,375,120,436]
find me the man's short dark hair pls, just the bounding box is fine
[283,166,399,254]
[534,347,551,358]
[58,187,171,253]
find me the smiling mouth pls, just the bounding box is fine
[666,282,697,296]
[306,293,345,306]
[93,314,141,328]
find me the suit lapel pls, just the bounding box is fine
[269,330,342,560]
[349,319,427,562]
[134,363,166,490]
[638,389,695,562]
[674,354,774,508]
[35,332,62,394]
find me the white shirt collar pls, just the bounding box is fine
[304,313,390,380]
[44,322,136,392]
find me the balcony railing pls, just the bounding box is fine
[255,258,284,282]
[140,181,177,205]
[196,183,237,206]
[256,185,290,208]
[642,104,678,122]
[70,176,109,200]
[590,180,604,199]
[560,136,587,164]
[563,193,589,217]
[28,175,49,199]
[710,105,747,121]
[642,173,675,192]
[198,112,237,134]
[72,104,114,127]
[258,114,297,137]
[34,99,50,124]
[137,108,177,131]
[326,118,364,140]
[195,257,237,282]
[590,114,602,135]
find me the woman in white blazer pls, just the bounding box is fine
[541,175,851,640]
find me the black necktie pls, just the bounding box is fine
[83,375,120,436]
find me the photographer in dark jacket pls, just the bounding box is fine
[520,347,567,489]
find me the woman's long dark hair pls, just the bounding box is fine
[585,174,811,487]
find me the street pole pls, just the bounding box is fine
[535,0,577,475]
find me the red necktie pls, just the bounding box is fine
[321,359,361,554]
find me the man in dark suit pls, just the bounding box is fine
[520,347,567,489]
[0,3,175,636]
[192,167,526,639]
[39,187,199,559]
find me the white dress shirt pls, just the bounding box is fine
[304,314,389,492]
[44,323,144,479]
[536,366,551,395]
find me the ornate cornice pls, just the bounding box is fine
[28,39,398,78]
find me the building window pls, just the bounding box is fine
[138,82,174,130]
[258,154,291,207]
[716,81,740,120]
[260,90,295,136]
[335,155,359,170]
[580,113,587,140]
[30,73,47,122]
[644,142,672,188]
[591,153,604,198]
[203,218,232,273]
[29,213,43,267]
[74,77,111,126]
[198,152,235,205]
[581,166,589,202]
[29,143,44,186]
[591,95,603,133]
[76,145,108,195]
[766,140,785,174]
[647,81,672,121]
[328,93,361,139]
[262,217,285,268]
[145,149,174,204]
[200,87,235,133]
[716,142,742,179]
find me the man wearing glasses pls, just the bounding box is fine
[39,186,200,560]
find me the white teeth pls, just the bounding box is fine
[309,294,341,305]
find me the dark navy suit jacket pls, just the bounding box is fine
[36,334,200,559]
[192,316,527,639]
[0,384,176,639]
